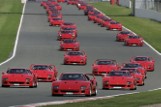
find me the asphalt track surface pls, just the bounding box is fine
[0,1,161,107]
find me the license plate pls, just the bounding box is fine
[66,92,73,95]
[13,84,20,86]
[72,63,77,64]
[113,87,122,89]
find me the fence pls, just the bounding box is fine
[135,0,161,12]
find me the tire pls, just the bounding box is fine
[29,82,35,88]
[86,87,92,97]
[92,88,97,96]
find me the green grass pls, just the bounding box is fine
[0,0,23,63]
[43,90,161,107]
[91,2,161,52]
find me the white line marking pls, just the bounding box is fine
[0,1,27,66]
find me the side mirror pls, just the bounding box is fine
[2,72,5,75]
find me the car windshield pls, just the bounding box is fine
[63,39,75,43]
[124,63,140,68]
[61,30,73,33]
[60,74,85,80]
[134,57,148,61]
[120,31,130,34]
[32,65,49,70]
[7,69,32,74]
[67,51,83,56]
[108,71,130,76]
[63,23,74,25]
[97,60,114,65]
[121,69,140,74]
[129,35,140,39]
[52,18,61,20]
[62,27,75,31]
[110,21,118,24]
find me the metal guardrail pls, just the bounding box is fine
[136,0,161,12]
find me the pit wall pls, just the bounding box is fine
[135,0,161,22]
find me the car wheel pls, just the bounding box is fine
[1,85,9,87]
[86,87,92,97]
[34,81,38,88]
[29,82,35,88]
[93,88,97,96]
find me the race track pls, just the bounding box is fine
[0,1,161,107]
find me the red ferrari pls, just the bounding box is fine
[130,56,155,71]
[57,30,77,40]
[60,39,80,51]
[107,21,122,31]
[30,64,58,82]
[60,22,77,29]
[51,72,97,96]
[1,68,38,88]
[116,31,133,42]
[121,68,145,86]
[59,27,78,36]
[57,0,65,3]
[102,71,137,90]
[49,17,64,26]
[121,62,147,79]
[124,35,144,46]
[64,50,87,65]
[92,59,120,75]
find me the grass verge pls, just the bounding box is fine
[0,0,23,63]
[91,2,161,52]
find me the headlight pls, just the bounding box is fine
[3,78,8,82]
[48,74,52,78]
[26,78,30,83]
[93,68,98,71]
[136,78,140,81]
[59,34,62,36]
[53,86,59,90]
[127,81,131,85]
[80,86,86,90]
[104,81,109,85]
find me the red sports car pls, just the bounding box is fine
[30,64,58,82]
[57,0,65,3]
[60,39,80,51]
[121,68,145,86]
[57,30,77,40]
[121,62,147,79]
[1,68,38,88]
[76,2,87,10]
[64,50,87,65]
[124,35,144,46]
[92,59,120,75]
[60,27,78,36]
[51,72,97,96]
[48,13,62,22]
[100,18,113,27]
[67,0,78,5]
[60,22,77,29]
[130,56,155,71]
[102,71,137,90]
[49,17,64,26]
[116,31,133,42]
[107,21,122,31]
